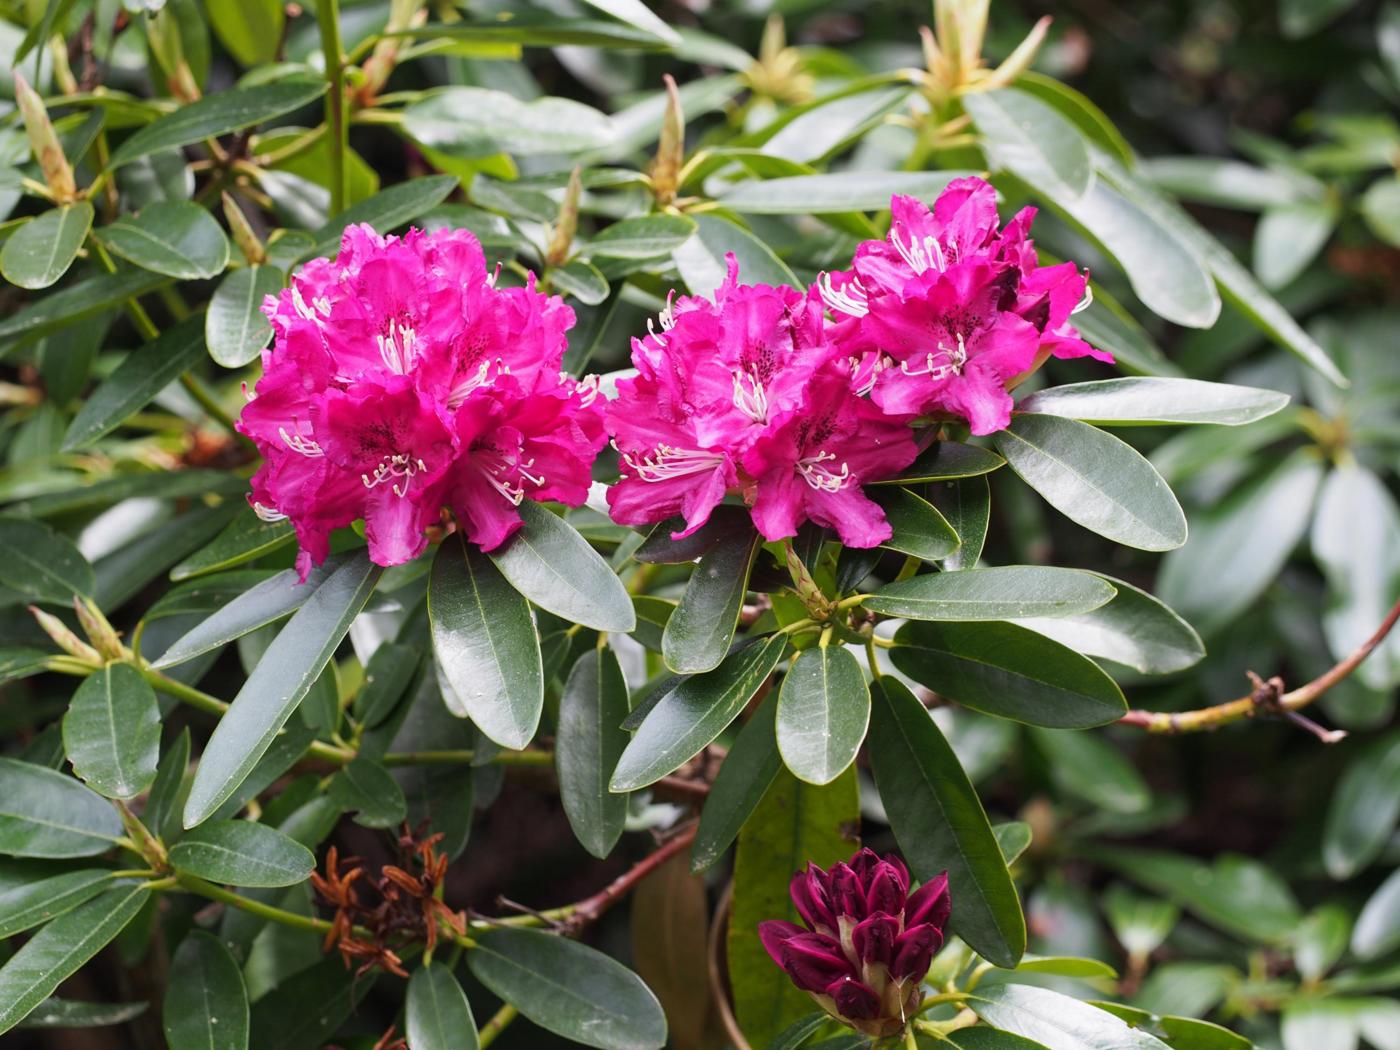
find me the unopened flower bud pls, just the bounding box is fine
[12,72,77,204]
[29,606,101,666]
[545,167,582,268]
[983,16,1052,91]
[74,597,126,661]
[759,848,950,1038]
[651,75,685,206]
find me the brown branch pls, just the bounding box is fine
[562,823,699,933]
[1119,594,1400,739]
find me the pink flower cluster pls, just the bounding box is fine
[238,224,604,577]
[605,176,1105,548]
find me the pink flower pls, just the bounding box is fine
[820,177,1108,435]
[759,848,951,1038]
[605,258,916,545]
[239,224,604,576]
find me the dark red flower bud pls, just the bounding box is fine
[780,932,855,993]
[890,922,943,981]
[851,913,900,967]
[758,919,804,969]
[831,976,883,1020]
[790,867,837,932]
[904,870,951,930]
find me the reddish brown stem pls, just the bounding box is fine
[565,824,699,932]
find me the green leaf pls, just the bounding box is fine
[62,663,160,800]
[0,268,167,343]
[551,258,610,304]
[1140,156,1317,210]
[16,998,148,1030]
[672,213,797,297]
[163,931,249,1050]
[995,822,1034,866]
[468,927,667,1050]
[0,758,121,857]
[430,536,544,751]
[613,634,787,791]
[966,88,1093,200]
[891,620,1127,728]
[1016,955,1120,979]
[1014,72,1135,167]
[868,677,1025,967]
[875,440,1006,485]
[183,553,381,826]
[206,724,316,824]
[1103,886,1179,959]
[930,476,991,571]
[62,315,207,450]
[968,984,1172,1050]
[776,645,870,786]
[488,502,635,633]
[1254,201,1336,290]
[405,88,615,158]
[327,757,407,829]
[576,0,680,44]
[0,865,115,938]
[719,170,968,214]
[756,84,912,165]
[1294,905,1352,982]
[662,525,760,674]
[109,79,328,169]
[866,566,1116,621]
[1157,451,1325,634]
[634,505,753,564]
[352,643,420,729]
[390,15,675,50]
[0,517,93,603]
[308,174,459,259]
[144,728,191,843]
[995,414,1187,551]
[407,964,477,1050]
[205,265,280,367]
[1019,378,1290,427]
[1281,999,1361,1050]
[728,768,860,1045]
[153,553,355,669]
[207,0,283,66]
[876,486,960,561]
[248,956,376,1050]
[0,648,52,687]
[169,820,314,887]
[1353,867,1400,961]
[1360,178,1400,247]
[1029,727,1151,814]
[557,645,631,859]
[587,214,696,259]
[97,201,230,279]
[691,692,780,872]
[0,883,149,1036]
[170,506,295,581]
[0,203,93,290]
[1323,731,1400,879]
[1010,573,1204,675]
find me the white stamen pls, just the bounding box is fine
[447,358,510,410]
[362,453,427,498]
[731,370,769,424]
[850,353,890,397]
[485,264,501,289]
[818,271,869,317]
[376,321,419,375]
[892,229,949,276]
[899,333,967,381]
[645,291,678,345]
[621,444,727,483]
[1072,281,1094,315]
[279,426,324,456]
[292,286,316,320]
[573,374,602,408]
[252,502,287,523]
[797,451,851,493]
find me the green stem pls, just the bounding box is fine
[176,873,335,936]
[477,1003,518,1048]
[316,0,349,216]
[89,236,160,340]
[179,371,241,436]
[381,749,554,768]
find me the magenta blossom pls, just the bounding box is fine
[821,177,1110,435]
[759,848,951,1038]
[239,224,605,576]
[605,258,917,547]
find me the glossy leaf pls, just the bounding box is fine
[876,486,960,561]
[1353,867,1400,960]
[557,646,631,858]
[0,203,93,289]
[0,268,167,342]
[183,553,381,826]
[995,414,1187,551]
[691,692,781,872]
[98,200,230,279]
[966,88,1093,200]
[0,758,121,857]
[930,476,991,571]
[207,0,283,66]
[353,643,421,729]
[663,525,760,675]
[406,964,477,1050]
[874,440,1005,485]
[1030,727,1151,814]
[612,634,787,791]
[720,170,968,213]
[430,536,544,750]
[776,645,869,785]
[327,757,408,829]
[1019,378,1290,427]
[867,566,1115,621]
[891,620,1127,728]
[247,956,376,1050]
[1254,200,1336,290]
[404,88,616,157]
[308,175,459,259]
[468,927,667,1050]
[15,998,149,1030]
[62,663,160,799]
[672,213,797,297]
[1323,731,1400,879]
[0,865,115,938]
[163,931,249,1050]
[968,983,1173,1050]
[587,214,696,259]
[169,820,314,887]
[488,502,635,632]
[169,507,295,581]
[0,517,93,603]
[206,265,280,367]
[868,677,1025,967]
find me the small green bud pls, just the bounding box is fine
[651,75,685,206]
[222,193,268,266]
[29,605,102,666]
[545,167,582,268]
[12,71,77,204]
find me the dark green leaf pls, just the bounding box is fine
[1029,727,1151,814]
[407,964,477,1050]
[206,724,316,824]
[867,566,1115,621]
[0,203,93,290]
[169,820,314,887]
[634,506,753,564]
[97,201,230,279]
[776,646,869,785]
[691,692,781,872]
[0,758,121,857]
[557,646,631,858]
[719,170,968,213]
[468,927,667,1050]
[874,441,1005,485]
[248,956,376,1050]
[0,517,93,603]
[613,634,787,791]
[551,258,610,304]
[968,984,1172,1050]
[869,677,1025,967]
[930,476,991,571]
[163,931,248,1050]
[144,728,191,843]
[169,507,295,581]
[488,502,635,632]
[62,663,160,799]
[0,883,149,1035]
[966,88,1093,199]
[995,414,1187,551]
[62,316,207,450]
[205,265,280,367]
[876,486,960,561]
[0,648,52,687]
[0,865,115,938]
[1323,730,1400,879]
[110,80,328,168]
[327,757,407,829]
[16,998,148,1029]
[404,88,615,158]
[1294,905,1351,982]
[995,822,1033,866]
[1353,867,1400,960]
[309,175,459,259]
[587,214,696,259]
[183,553,381,826]
[662,526,761,675]
[1254,201,1336,290]
[390,15,674,50]
[0,268,167,343]
[207,0,283,66]
[891,620,1127,728]
[1019,378,1290,427]
[95,503,240,611]
[353,643,420,729]
[430,536,544,751]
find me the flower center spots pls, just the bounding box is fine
[900,332,967,380]
[619,444,728,483]
[362,454,428,498]
[797,451,851,492]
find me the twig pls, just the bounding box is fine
[477,1003,518,1048]
[562,823,698,933]
[1119,594,1400,739]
